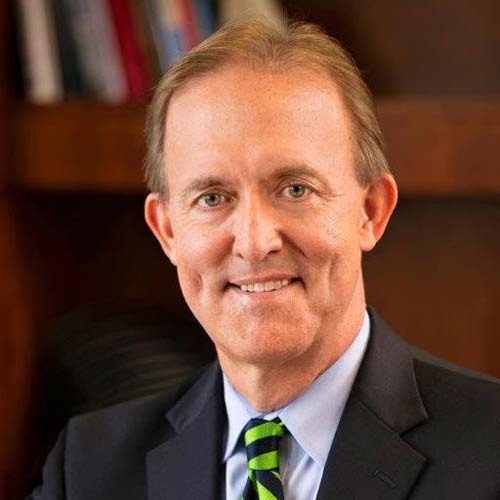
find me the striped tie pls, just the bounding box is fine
[240,418,286,500]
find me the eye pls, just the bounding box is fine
[284,184,309,198]
[196,193,226,208]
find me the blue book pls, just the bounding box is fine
[192,0,217,40]
[145,0,185,70]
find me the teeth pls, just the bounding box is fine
[239,279,291,293]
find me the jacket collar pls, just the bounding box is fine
[317,307,429,500]
[146,362,225,500]
[353,308,428,434]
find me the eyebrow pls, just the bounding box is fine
[272,165,328,184]
[181,176,227,202]
[180,164,329,202]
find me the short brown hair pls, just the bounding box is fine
[144,18,390,196]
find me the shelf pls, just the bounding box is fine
[378,97,500,197]
[9,97,500,196]
[11,100,147,193]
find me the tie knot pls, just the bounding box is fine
[242,418,285,471]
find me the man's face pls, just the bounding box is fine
[147,65,381,369]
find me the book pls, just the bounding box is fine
[143,0,171,72]
[163,0,186,63]
[144,0,185,70]
[108,0,152,99]
[51,0,87,97]
[63,0,109,99]
[87,0,129,102]
[177,0,200,51]
[129,0,163,84]
[192,0,217,41]
[15,0,63,102]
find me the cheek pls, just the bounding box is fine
[173,217,217,266]
[295,210,350,261]
[174,226,228,297]
[297,213,362,297]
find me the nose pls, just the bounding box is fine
[232,193,283,261]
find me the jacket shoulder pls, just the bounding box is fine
[31,364,214,499]
[405,349,500,497]
[411,346,500,412]
[66,364,207,445]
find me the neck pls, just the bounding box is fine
[218,303,366,413]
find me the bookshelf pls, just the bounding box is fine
[0,4,33,499]
[1,1,500,498]
[8,97,500,195]
[11,100,146,192]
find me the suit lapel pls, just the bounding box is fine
[317,397,426,499]
[146,362,225,500]
[317,309,429,500]
[145,310,428,500]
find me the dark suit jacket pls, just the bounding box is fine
[30,309,500,499]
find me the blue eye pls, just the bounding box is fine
[197,193,224,207]
[285,184,307,198]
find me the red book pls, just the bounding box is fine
[177,0,200,51]
[107,0,151,99]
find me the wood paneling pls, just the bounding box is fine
[14,194,184,319]
[284,0,500,95]
[364,199,500,377]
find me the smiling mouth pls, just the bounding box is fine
[228,278,301,293]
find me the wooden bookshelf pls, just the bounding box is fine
[0,4,33,499]
[9,97,500,196]
[378,97,500,196]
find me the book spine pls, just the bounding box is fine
[143,0,168,72]
[129,0,162,84]
[89,0,128,102]
[192,0,217,40]
[65,0,105,97]
[177,0,199,51]
[107,0,152,99]
[150,0,184,68]
[51,0,87,97]
[15,0,63,102]
[165,0,187,60]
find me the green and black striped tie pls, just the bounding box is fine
[240,417,286,500]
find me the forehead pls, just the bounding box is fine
[164,65,354,186]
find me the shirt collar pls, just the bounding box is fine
[222,310,370,467]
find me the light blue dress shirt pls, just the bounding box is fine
[222,310,370,500]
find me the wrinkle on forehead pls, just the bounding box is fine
[163,64,356,192]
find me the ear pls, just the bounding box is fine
[359,174,398,252]
[144,193,177,266]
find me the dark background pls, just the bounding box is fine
[1,1,499,498]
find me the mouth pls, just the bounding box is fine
[226,277,301,294]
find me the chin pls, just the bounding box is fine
[221,344,305,367]
[216,322,317,366]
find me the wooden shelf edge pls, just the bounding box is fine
[377,97,500,196]
[11,100,148,194]
[8,97,500,196]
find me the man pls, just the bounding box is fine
[31,19,500,500]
